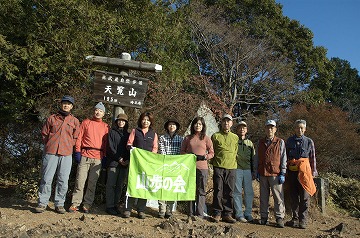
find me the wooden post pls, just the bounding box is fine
[113,53,131,122]
[314,177,326,214]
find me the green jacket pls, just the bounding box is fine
[237,138,255,171]
[211,131,239,169]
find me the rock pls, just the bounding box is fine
[80,214,86,221]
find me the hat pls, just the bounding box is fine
[237,121,247,127]
[95,102,106,113]
[115,113,128,122]
[61,95,74,105]
[222,114,233,121]
[164,118,180,131]
[265,119,276,127]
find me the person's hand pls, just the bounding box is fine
[73,152,82,164]
[196,155,206,161]
[127,145,135,150]
[119,158,127,166]
[278,173,285,184]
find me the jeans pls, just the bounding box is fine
[38,153,72,207]
[71,156,101,207]
[259,175,285,219]
[106,165,128,208]
[234,169,254,219]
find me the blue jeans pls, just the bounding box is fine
[234,169,254,219]
[38,153,72,207]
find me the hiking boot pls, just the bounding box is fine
[236,217,248,223]
[165,213,172,219]
[68,205,79,213]
[222,215,237,224]
[138,212,146,219]
[158,213,165,219]
[82,204,90,214]
[245,215,254,223]
[55,206,66,214]
[276,218,285,228]
[259,217,269,225]
[285,219,299,227]
[123,210,130,218]
[106,207,118,215]
[34,205,46,213]
[211,215,221,223]
[299,220,307,229]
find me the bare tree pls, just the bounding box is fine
[188,2,294,118]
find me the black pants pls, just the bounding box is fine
[188,169,208,217]
[212,167,236,217]
[288,171,310,222]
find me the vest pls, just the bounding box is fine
[134,127,155,151]
[258,136,281,176]
[286,135,312,159]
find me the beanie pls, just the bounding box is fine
[95,102,105,113]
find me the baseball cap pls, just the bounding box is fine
[265,119,276,127]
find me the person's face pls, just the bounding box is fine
[193,120,203,132]
[265,125,277,138]
[167,122,177,134]
[221,118,233,131]
[141,116,151,128]
[295,123,306,137]
[61,101,73,112]
[94,108,105,119]
[117,119,126,128]
[237,125,247,137]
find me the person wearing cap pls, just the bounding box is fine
[123,112,158,219]
[233,121,256,223]
[253,119,287,228]
[35,95,80,214]
[181,117,214,220]
[105,113,130,215]
[69,102,109,213]
[285,119,318,229]
[210,114,238,223]
[158,118,184,218]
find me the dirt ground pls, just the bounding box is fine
[0,184,359,238]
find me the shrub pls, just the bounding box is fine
[322,172,360,217]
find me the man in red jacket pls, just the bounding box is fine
[35,96,80,214]
[69,102,109,213]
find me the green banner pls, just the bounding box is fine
[127,148,196,201]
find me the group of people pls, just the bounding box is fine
[35,95,318,230]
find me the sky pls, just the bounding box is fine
[276,0,360,72]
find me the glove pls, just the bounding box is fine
[278,174,285,184]
[196,155,206,161]
[73,152,82,164]
[101,156,107,169]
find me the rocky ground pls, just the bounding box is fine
[0,184,359,238]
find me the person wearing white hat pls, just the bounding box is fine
[69,102,109,213]
[233,121,256,223]
[253,119,287,228]
[210,114,239,224]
